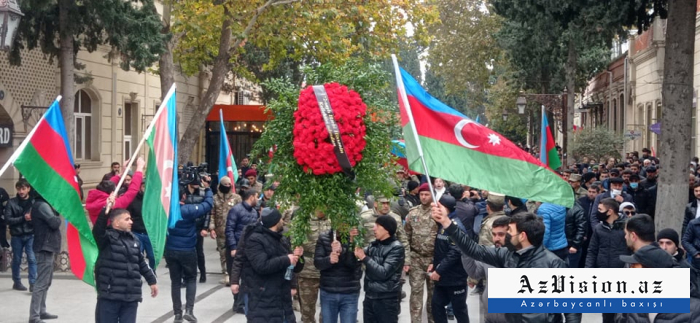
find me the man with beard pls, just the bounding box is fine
[460,216,511,323]
[127,181,156,270]
[640,166,658,190]
[5,179,36,291]
[209,176,241,286]
[685,182,700,237]
[432,206,580,323]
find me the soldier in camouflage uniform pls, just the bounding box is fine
[478,193,506,247]
[360,196,410,259]
[208,176,241,285]
[298,210,331,323]
[405,184,438,323]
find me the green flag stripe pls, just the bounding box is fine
[142,136,167,269]
[408,135,574,207]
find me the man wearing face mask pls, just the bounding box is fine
[431,208,580,323]
[589,177,632,227]
[626,174,652,218]
[209,176,241,286]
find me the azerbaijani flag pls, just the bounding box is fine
[218,109,237,182]
[392,57,574,207]
[13,97,98,285]
[142,85,181,269]
[540,105,562,170]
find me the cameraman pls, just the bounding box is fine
[165,169,214,323]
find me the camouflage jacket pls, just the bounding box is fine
[298,216,332,278]
[360,209,410,264]
[210,192,242,233]
[405,205,438,258]
[478,211,506,247]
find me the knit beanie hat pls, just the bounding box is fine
[261,208,282,228]
[407,181,420,192]
[439,194,457,213]
[375,215,397,236]
[657,228,680,247]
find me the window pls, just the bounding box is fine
[124,102,138,160]
[612,99,617,132]
[74,90,92,160]
[620,94,625,132]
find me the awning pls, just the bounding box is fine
[206,104,271,122]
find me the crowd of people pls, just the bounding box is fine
[1,149,700,323]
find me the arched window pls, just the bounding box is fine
[74,90,92,160]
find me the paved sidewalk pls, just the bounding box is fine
[0,237,599,322]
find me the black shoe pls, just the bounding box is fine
[199,275,206,283]
[236,306,245,314]
[30,284,34,292]
[448,314,455,320]
[173,313,183,323]
[13,282,27,291]
[40,313,58,320]
[183,309,197,322]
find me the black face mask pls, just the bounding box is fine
[596,209,610,222]
[218,184,232,194]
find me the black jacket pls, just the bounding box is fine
[243,225,303,323]
[585,216,630,268]
[684,200,699,237]
[31,198,62,254]
[4,196,34,236]
[454,199,479,239]
[362,235,404,299]
[225,201,258,250]
[683,218,700,258]
[93,208,156,302]
[442,222,580,323]
[577,196,595,239]
[628,187,653,217]
[590,191,633,229]
[565,201,587,249]
[314,230,362,294]
[433,217,468,286]
[126,192,146,234]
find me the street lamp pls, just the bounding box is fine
[0,0,23,52]
[517,96,527,114]
[502,109,508,121]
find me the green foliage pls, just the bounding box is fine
[252,60,398,247]
[569,128,625,162]
[486,76,527,145]
[10,0,166,73]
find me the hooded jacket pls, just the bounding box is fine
[537,203,568,251]
[585,215,629,268]
[165,189,214,251]
[86,173,143,224]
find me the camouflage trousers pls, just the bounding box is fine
[298,276,322,323]
[215,234,227,274]
[409,255,434,323]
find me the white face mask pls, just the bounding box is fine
[611,189,621,197]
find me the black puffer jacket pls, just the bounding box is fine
[244,225,303,323]
[93,208,157,302]
[362,236,404,299]
[31,198,62,254]
[443,222,580,323]
[4,196,34,236]
[565,201,587,249]
[314,230,362,294]
[585,216,630,268]
[454,199,479,239]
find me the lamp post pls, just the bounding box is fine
[0,0,23,52]
[515,91,568,161]
[502,109,508,121]
[517,96,527,115]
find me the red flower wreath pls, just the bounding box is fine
[293,83,367,175]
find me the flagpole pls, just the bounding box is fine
[110,84,176,209]
[0,96,63,179]
[539,105,546,165]
[391,54,438,204]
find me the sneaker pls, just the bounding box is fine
[174,313,183,323]
[12,282,27,291]
[199,274,206,283]
[447,314,455,320]
[30,284,34,292]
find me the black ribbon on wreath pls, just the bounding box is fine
[312,85,355,179]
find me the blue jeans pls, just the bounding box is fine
[133,232,155,270]
[320,289,359,323]
[11,235,37,284]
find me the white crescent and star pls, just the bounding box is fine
[453,119,502,148]
[454,119,480,149]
